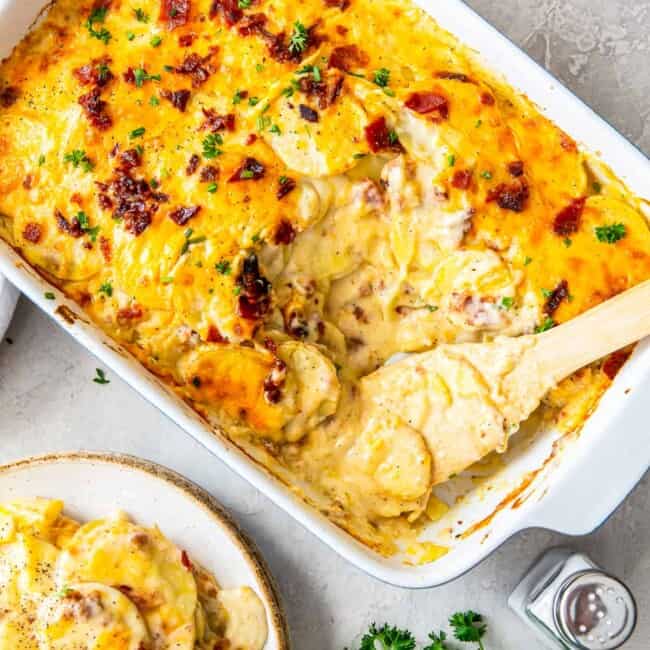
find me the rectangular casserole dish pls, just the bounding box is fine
[0,0,648,588]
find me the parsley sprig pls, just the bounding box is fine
[93,368,110,385]
[85,6,111,44]
[76,211,100,242]
[595,222,626,244]
[360,624,416,650]
[449,612,487,650]
[288,20,309,54]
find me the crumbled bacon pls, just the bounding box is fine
[209,0,243,26]
[299,104,319,122]
[73,59,113,87]
[175,52,216,87]
[324,0,350,8]
[206,325,227,343]
[78,87,112,131]
[486,179,529,212]
[0,85,18,107]
[274,220,296,245]
[364,116,402,153]
[97,193,113,210]
[201,108,235,132]
[451,169,472,190]
[228,157,265,182]
[169,205,201,225]
[118,148,142,171]
[560,132,578,153]
[200,165,219,182]
[553,197,586,236]
[99,235,112,262]
[161,0,190,30]
[328,44,369,71]
[178,33,196,47]
[245,133,257,145]
[277,177,296,200]
[117,304,144,324]
[508,160,524,177]
[436,71,471,82]
[602,350,631,380]
[22,223,42,243]
[480,92,495,106]
[236,252,271,321]
[263,358,287,404]
[543,279,569,315]
[237,12,267,35]
[161,88,192,112]
[55,210,83,238]
[298,73,344,110]
[405,91,449,119]
[22,175,33,190]
[186,154,200,176]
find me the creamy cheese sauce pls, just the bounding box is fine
[1,0,649,555]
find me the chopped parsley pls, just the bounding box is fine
[297,64,321,82]
[248,96,260,106]
[500,296,514,310]
[149,96,160,106]
[133,67,161,87]
[150,35,162,47]
[233,285,242,296]
[256,115,271,131]
[99,281,113,297]
[64,149,94,172]
[447,154,456,167]
[475,119,483,128]
[85,6,111,44]
[388,129,399,145]
[202,133,223,159]
[126,30,136,41]
[353,152,367,159]
[535,316,556,334]
[523,256,533,266]
[288,20,309,54]
[541,287,553,298]
[241,169,255,179]
[279,175,289,184]
[76,211,100,242]
[215,259,231,275]
[232,90,243,104]
[134,8,149,22]
[255,63,265,73]
[373,67,390,88]
[161,276,174,284]
[251,232,262,244]
[38,154,46,166]
[129,126,146,139]
[360,624,415,650]
[93,368,110,385]
[480,170,492,180]
[425,304,439,313]
[238,0,252,8]
[207,182,218,193]
[269,124,282,135]
[595,222,626,244]
[592,181,602,194]
[44,291,55,300]
[563,237,572,248]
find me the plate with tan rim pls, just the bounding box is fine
[0,451,290,650]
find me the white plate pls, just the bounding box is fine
[0,273,18,341]
[0,452,290,650]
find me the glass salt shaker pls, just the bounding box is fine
[508,548,637,649]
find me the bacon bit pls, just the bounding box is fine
[364,116,402,153]
[55,210,83,238]
[553,197,586,236]
[451,169,472,190]
[298,73,345,110]
[117,304,144,324]
[97,193,113,210]
[209,0,243,26]
[543,279,569,315]
[118,148,142,171]
[206,324,227,343]
[161,88,192,112]
[186,154,200,176]
[175,52,216,87]
[73,59,113,87]
[277,177,296,200]
[325,0,350,8]
[160,0,190,30]
[200,165,219,182]
[486,179,529,212]
[245,133,257,146]
[0,85,18,107]
[263,358,287,404]
[299,104,319,122]
[22,175,33,190]
[99,235,112,262]
[263,337,278,353]
[602,349,631,380]
[229,157,265,182]
[201,108,235,132]
[328,44,369,71]
[436,71,471,82]
[274,220,296,245]
[23,223,42,243]
[480,92,495,106]
[508,160,524,177]
[405,91,449,119]
[178,33,196,47]
[236,252,271,321]
[169,205,201,225]
[78,87,112,131]
[237,12,267,35]
[335,24,348,35]
[560,132,578,153]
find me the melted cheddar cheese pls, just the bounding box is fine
[1,0,649,555]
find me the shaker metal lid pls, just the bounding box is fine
[553,570,637,649]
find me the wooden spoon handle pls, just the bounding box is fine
[531,279,650,382]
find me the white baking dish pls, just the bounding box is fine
[1,0,648,589]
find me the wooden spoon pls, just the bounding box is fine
[360,279,650,486]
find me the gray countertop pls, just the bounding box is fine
[1,0,648,647]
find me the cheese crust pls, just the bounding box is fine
[1,0,649,555]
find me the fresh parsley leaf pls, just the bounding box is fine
[373,67,390,88]
[38,154,46,166]
[500,296,514,310]
[126,30,136,41]
[93,368,110,385]
[149,95,160,106]
[150,35,162,47]
[248,96,260,106]
[269,124,282,135]
[75,211,100,242]
[64,150,93,172]
[232,90,243,104]
[129,126,146,139]
[423,630,450,650]
[99,281,113,297]
[480,170,492,180]
[475,119,483,128]
[44,291,55,300]
[238,0,252,7]
[288,20,309,54]
[134,7,149,22]
[215,259,231,275]
[563,237,572,248]
[85,6,111,43]
[541,287,553,298]
[425,304,439,313]
[535,316,556,334]
[207,182,218,193]
[133,67,161,87]
[255,63,265,73]
[449,611,487,649]
[202,133,223,159]
[592,181,602,194]
[595,222,626,244]
[523,255,533,266]
[447,154,456,167]
[360,623,416,650]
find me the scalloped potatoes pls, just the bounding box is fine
[0,499,267,650]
